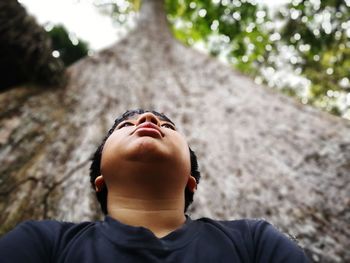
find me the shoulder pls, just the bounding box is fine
[195,217,269,247]
[195,216,263,236]
[206,218,295,243]
[7,219,94,240]
[0,219,98,263]
[196,218,309,262]
[0,219,96,247]
[14,219,76,233]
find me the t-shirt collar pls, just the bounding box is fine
[101,214,200,250]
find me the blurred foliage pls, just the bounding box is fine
[46,25,89,66]
[165,0,274,75]
[163,0,350,118]
[278,0,350,116]
[94,0,141,25]
[0,1,88,90]
[0,0,65,90]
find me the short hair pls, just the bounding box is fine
[90,109,201,214]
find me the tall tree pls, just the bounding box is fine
[0,1,349,262]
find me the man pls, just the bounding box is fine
[0,109,309,262]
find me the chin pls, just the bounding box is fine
[125,137,171,162]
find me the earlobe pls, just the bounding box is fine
[95,175,105,192]
[186,176,197,193]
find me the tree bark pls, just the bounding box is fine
[0,0,349,262]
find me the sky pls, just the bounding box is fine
[19,0,129,50]
[19,0,289,50]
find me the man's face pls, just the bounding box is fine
[100,112,192,196]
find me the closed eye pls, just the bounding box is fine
[161,123,176,130]
[117,121,134,129]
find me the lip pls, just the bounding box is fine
[132,122,164,138]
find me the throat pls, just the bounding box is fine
[107,196,186,238]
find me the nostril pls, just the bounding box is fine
[147,117,159,126]
[137,113,160,126]
[138,116,146,124]
[150,117,158,125]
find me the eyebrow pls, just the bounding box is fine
[123,115,176,126]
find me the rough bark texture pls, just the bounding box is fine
[0,1,349,262]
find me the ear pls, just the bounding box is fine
[95,175,105,192]
[186,176,197,193]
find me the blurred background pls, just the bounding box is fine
[1,1,350,262]
[6,0,350,118]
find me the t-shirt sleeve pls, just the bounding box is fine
[0,220,60,263]
[249,220,310,263]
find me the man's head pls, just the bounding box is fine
[90,109,200,214]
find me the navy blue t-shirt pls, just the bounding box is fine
[0,216,309,262]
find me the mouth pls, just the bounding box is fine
[132,122,164,138]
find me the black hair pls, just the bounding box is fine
[90,109,200,214]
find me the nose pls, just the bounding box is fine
[136,112,160,126]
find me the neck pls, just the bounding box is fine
[107,194,186,238]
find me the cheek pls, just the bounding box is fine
[100,133,125,176]
[171,135,191,174]
[181,147,191,176]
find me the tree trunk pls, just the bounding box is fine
[0,0,349,262]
